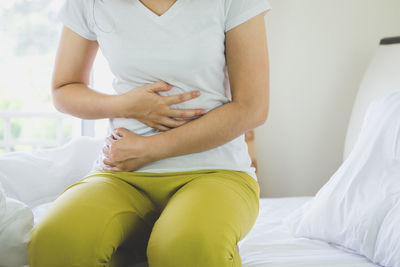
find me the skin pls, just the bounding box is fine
[52,36,206,130]
[53,1,270,172]
[138,0,177,16]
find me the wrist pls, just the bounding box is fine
[144,133,170,162]
[107,94,123,118]
[110,94,137,119]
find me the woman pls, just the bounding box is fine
[27,0,270,266]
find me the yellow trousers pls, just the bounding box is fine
[27,169,260,267]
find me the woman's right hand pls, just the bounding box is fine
[115,81,206,131]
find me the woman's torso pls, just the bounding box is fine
[86,0,257,180]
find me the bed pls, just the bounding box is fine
[29,197,378,267]
[238,197,378,267]
[1,37,399,267]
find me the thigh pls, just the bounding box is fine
[147,170,260,267]
[28,174,158,267]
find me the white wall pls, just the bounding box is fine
[256,0,400,197]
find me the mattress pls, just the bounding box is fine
[32,197,378,267]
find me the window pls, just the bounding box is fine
[0,0,114,154]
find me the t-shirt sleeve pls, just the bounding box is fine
[224,0,271,32]
[56,0,97,40]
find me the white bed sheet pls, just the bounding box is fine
[237,197,379,267]
[31,197,379,267]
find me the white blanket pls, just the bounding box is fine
[0,184,33,267]
[0,136,103,267]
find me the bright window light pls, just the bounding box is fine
[92,50,115,140]
[0,0,114,154]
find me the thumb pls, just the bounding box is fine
[148,81,173,93]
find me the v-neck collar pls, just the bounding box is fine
[137,0,186,24]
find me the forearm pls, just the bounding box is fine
[149,102,266,161]
[52,83,121,120]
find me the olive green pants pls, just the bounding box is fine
[27,169,260,267]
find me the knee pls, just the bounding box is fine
[28,217,63,266]
[27,213,105,267]
[147,227,240,267]
[27,217,86,267]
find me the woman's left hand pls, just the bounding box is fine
[102,128,154,172]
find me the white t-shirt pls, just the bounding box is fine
[57,0,271,181]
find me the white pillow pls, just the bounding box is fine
[0,136,103,208]
[284,90,400,267]
[0,183,33,267]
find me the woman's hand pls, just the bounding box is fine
[101,128,156,172]
[116,81,206,131]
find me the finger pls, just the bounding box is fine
[114,127,130,137]
[106,136,115,146]
[102,167,112,172]
[155,124,171,132]
[139,121,168,132]
[102,145,110,156]
[163,91,201,105]
[148,81,172,93]
[136,118,155,128]
[160,117,187,128]
[102,166,119,172]
[168,108,206,119]
[105,162,123,172]
[103,158,116,167]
